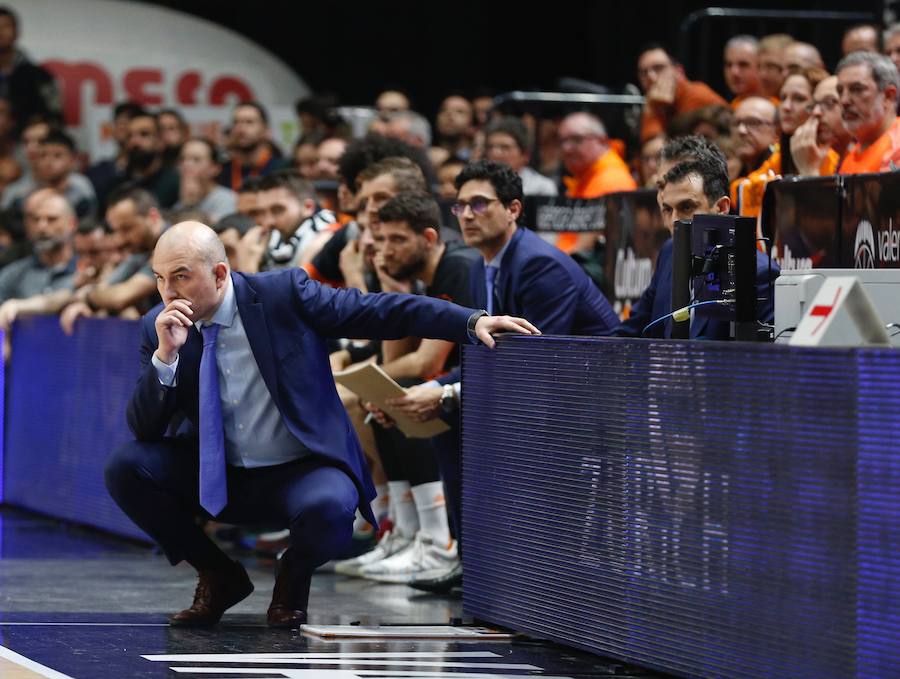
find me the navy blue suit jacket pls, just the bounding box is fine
[127,269,477,523]
[436,228,619,388]
[470,227,620,335]
[614,238,779,339]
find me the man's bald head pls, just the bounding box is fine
[24,187,72,216]
[784,42,825,73]
[558,112,609,176]
[732,96,778,165]
[152,221,230,322]
[843,24,880,56]
[155,221,228,269]
[560,112,607,138]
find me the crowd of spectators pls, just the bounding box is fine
[5,4,900,596]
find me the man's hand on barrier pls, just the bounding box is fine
[154,299,193,364]
[386,384,444,423]
[59,302,94,336]
[790,117,827,176]
[475,314,541,349]
[0,299,20,332]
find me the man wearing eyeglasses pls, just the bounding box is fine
[730,97,778,177]
[377,160,619,592]
[835,51,900,174]
[636,43,726,144]
[790,75,852,173]
[728,96,778,209]
[556,111,637,254]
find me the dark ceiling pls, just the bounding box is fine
[142,0,884,118]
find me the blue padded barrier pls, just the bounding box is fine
[461,335,899,679]
[4,316,148,541]
[0,330,4,504]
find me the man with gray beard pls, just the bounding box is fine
[0,187,76,304]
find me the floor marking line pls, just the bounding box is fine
[171,671,363,678]
[0,622,169,627]
[143,652,502,661]
[346,674,577,679]
[168,671,576,679]
[0,645,76,679]
[150,659,541,669]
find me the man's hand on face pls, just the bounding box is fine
[373,251,412,294]
[789,117,827,176]
[646,68,677,107]
[236,225,267,274]
[154,299,193,364]
[339,238,367,291]
[475,314,541,349]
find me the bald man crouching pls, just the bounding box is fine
[104,221,539,628]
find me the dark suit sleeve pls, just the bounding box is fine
[126,314,179,441]
[756,249,779,324]
[516,256,581,335]
[289,268,476,343]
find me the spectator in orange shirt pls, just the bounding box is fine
[758,34,794,99]
[636,43,727,142]
[842,24,881,56]
[837,52,900,174]
[557,112,636,253]
[732,69,839,217]
[730,96,778,178]
[724,36,768,108]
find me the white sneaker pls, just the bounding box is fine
[333,530,412,577]
[359,532,459,584]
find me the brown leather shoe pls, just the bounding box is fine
[267,549,310,628]
[169,562,254,627]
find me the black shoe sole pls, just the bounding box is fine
[408,575,463,594]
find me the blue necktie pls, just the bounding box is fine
[199,323,227,516]
[485,265,498,315]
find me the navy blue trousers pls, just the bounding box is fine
[104,437,358,573]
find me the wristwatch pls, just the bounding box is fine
[440,383,458,413]
[466,310,488,342]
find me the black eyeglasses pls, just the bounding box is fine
[730,117,776,131]
[450,197,499,217]
[811,96,840,112]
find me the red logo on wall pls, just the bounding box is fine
[42,60,255,125]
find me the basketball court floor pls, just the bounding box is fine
[0,508,667,678]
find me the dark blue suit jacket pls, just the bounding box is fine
[127,269,477,523]
[436,228,619,388]
[470,227,620,335]
[614,238,779,339]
